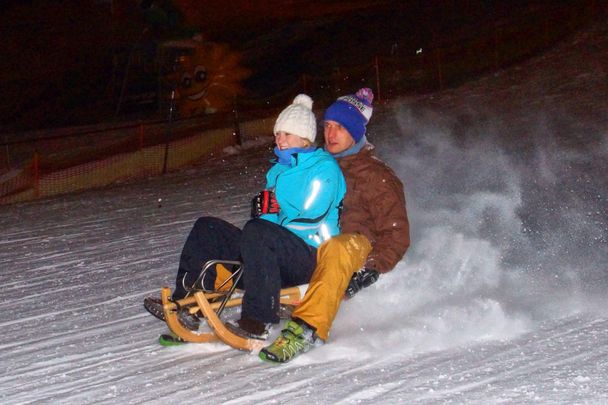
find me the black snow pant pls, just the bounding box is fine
[240,218,317,324]
[173,216,242,300]
[173,217,317,325]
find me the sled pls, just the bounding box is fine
[160,260,307,352]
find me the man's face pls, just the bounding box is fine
[324,120,355,155]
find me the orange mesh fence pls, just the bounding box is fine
[0,167,33,198]
[0,115,274,205]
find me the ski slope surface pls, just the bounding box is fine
[1,20,607,404]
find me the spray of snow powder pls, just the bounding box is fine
[310,98,607,364]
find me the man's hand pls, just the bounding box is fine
[345,268,380,299]
[251,190,280,218]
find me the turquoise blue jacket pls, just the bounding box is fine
[260,148,346,248]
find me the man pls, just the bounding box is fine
[259,88,410,363]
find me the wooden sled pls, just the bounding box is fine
[160,260,307,352]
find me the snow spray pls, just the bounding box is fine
[330,100,607,360]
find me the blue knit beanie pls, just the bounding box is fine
[324,88,374,142]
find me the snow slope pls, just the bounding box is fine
[1,19,607,405]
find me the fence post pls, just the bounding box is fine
[138,124,144,150]
[493,23,500,71]
[332,67,341,98]
[301,74,309,93]
[374,55,382,102]
[233,98,243,146]
[32,151,40,198]
[543,13,550,45]
[3,135,10,170]
[162,88,176,175]
[435,48,444,91]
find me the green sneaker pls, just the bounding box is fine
[159,332,186,347]
[259,320,319,363]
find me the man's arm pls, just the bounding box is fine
[343,164,408,298]
[364,165,410,273]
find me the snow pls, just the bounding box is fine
[2,20,607,405]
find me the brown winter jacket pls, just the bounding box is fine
[337,144,410,273]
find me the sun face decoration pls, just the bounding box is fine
[171,41,250,116]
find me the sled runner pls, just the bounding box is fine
[159,260,307,352]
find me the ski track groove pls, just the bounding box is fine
[1,313,150,356]
[0,292,150,329]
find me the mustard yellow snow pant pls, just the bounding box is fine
[291,233,372,341]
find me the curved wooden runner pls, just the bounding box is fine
[161,287,218,343]
[161,285,306,350]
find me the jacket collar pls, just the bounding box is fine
[336,142,374,164]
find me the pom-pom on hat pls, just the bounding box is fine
[273,94,317,143]
[324,88,374,143]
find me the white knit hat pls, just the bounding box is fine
[273,94,317,143]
